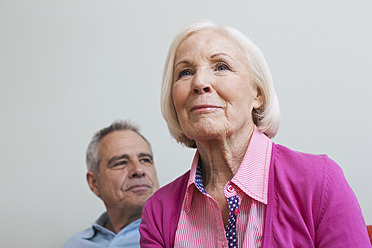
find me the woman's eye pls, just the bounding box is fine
[216,63,230,71]
[178,69,193,79]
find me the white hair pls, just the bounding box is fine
[161,20,280,148]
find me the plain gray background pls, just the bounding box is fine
[1,1,371,247]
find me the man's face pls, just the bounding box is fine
[89,130,159,212]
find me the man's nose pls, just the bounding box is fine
[129,161,145,179]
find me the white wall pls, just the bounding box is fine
[1,1,371,247]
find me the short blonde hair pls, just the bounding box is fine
[161,20,280,148]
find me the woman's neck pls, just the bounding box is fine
[196,125,254,189]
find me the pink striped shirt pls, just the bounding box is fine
[174,127,272,248]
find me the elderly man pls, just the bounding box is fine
[63,120,159,248]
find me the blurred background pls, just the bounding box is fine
[1,0,371,247]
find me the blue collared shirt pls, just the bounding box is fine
[62,212,140,248]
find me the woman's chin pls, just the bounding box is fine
[184,129,226,143]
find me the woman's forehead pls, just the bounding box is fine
[175,29,243,62]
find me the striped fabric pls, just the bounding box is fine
[174,126,272,248]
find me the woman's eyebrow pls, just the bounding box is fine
[210,52,231,59]
[174,60,191,68]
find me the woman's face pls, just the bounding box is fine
[172,30,262,143]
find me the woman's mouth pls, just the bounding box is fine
[190,104,222,113]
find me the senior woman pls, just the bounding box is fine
[139,21,370,247]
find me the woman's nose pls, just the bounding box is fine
[192,70,212,94]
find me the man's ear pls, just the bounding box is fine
[87,171,101,197]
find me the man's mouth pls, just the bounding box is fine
[126,184,151,192]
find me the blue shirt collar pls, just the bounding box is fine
[82,212,141,240]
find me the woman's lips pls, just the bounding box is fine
[190,104,222,113]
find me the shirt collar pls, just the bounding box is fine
[82,212,111,239]
[231,126,272,204]
[184,126,272,213]
[82,212,142,239]
[184,151,200,214]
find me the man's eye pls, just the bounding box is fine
[140,158,153,164]
[113,161,127,167]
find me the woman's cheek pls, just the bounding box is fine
[172,84,188,111]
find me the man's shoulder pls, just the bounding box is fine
[62,212,107,248]
[62,227,94,248]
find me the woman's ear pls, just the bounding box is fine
[253,87,263,109]
[86,171,101,198]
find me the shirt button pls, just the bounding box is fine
[227,185,234,192]
[234,208,240,215]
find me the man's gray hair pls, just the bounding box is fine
[86,120,152,175]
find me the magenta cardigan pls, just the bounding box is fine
[140,144,371,247]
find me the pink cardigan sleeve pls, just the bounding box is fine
[139,197,166,247]
[314,158,371,247]
[139,171,189,248]
[263,144,371,247]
